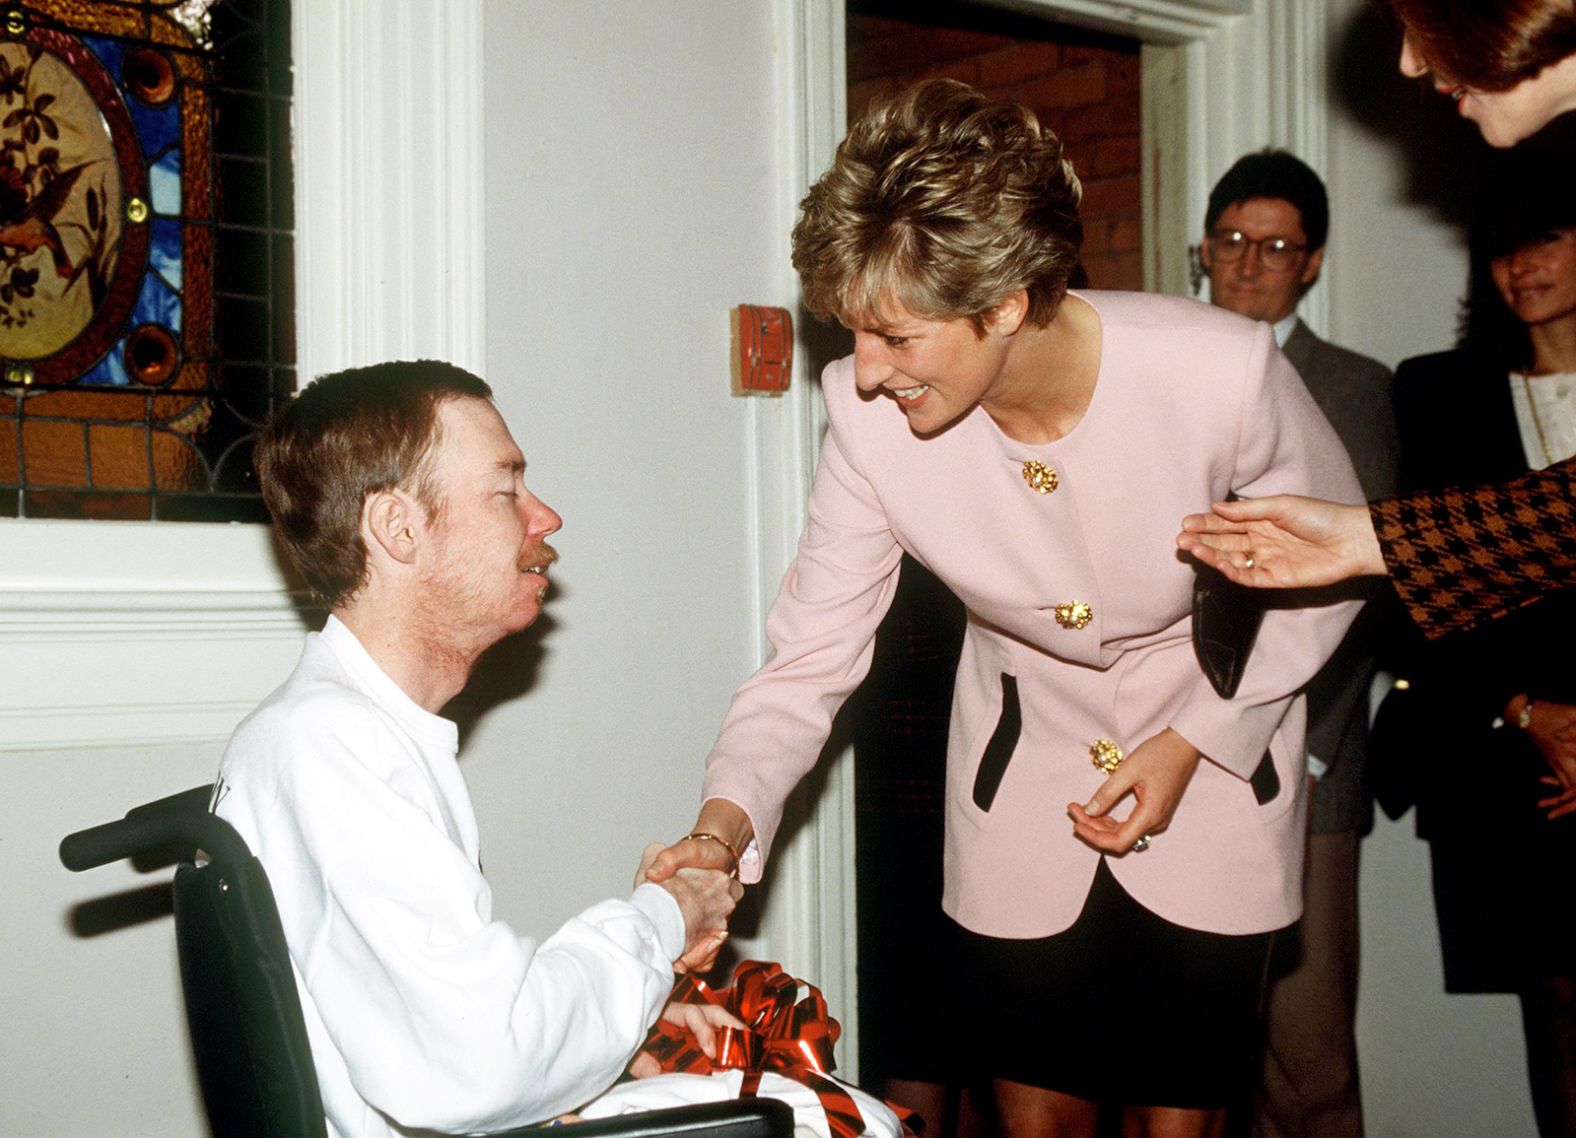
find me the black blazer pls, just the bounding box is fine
[1393,348,1531,494]
[1380,349,1576,836]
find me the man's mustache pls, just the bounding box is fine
[521,543,559,573]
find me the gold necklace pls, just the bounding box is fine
[1521,372,1555,467]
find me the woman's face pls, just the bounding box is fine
[1491,228,1576,330]
[1398,30,1576,147]
[849,301,1014,436]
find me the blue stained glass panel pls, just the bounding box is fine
[150,150,180,215]
[3,0,293,523]
[151,218,182,290]
[81,34,122,85]
[79,348,129,387]
[130,98,179,158]
[133,271,181,333]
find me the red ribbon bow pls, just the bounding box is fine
[637,960,906,1137]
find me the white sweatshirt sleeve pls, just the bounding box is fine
[217,699,681,1134]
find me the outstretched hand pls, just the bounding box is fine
[1177,495,1385,588]
[1068,728,1202,854]
[645,800,753,885]
[644,833,741,884]
[638,842,742,974]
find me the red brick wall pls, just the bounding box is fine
[847,11,1142,291]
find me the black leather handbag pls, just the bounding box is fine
[1191,563,1265,699]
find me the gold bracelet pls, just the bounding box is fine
[683,831,741,879]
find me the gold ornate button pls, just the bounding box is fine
[1090,739,1124,774]
[1021,460,1058,494]
[1053,601,1093,630]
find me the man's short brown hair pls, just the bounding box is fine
[257,360,492,608]
[791,78,1084,333]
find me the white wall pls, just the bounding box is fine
[4,4,811,1135]
[3,742,219,1136]
[1323,0,1470,366]
[469,0,802,947]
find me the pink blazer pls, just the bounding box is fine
[702,292,1364,937]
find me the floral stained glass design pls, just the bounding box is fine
[0,0,292,522]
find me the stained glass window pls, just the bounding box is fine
[0,0,291,522]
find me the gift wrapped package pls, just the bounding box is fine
[579,1070,901,1138]
[579,961,908,1138]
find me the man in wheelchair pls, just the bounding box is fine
[213,360,744,1138]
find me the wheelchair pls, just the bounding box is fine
[61,785,792,1138]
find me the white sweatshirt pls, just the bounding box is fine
[214,616,684,1137]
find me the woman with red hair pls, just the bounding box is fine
[1393,0,1576,146]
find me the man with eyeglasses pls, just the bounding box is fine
[1200,149,1395,1138]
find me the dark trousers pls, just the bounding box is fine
[1253,830,1363,1137]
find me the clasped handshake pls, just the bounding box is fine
[629,834,750,1073]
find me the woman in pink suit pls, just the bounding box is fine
[651,80,1362,1137]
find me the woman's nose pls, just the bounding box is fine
[853,336,894,390]
[1504,242,1544,276]
[1398,32,1427,79]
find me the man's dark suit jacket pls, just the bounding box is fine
[1283,319,1397,835]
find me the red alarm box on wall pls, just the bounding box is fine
[730,305,793,396]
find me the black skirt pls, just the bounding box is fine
[1426,736,1576,993]
[951,858,1279,1109]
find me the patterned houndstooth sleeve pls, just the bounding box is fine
[1372,457,1576,639]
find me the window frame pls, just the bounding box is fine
[0,0,485,752]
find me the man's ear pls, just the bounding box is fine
[987,288,1031,337]
[1300,245,1326,288]
[1198,235,1214,273]
[363,489,423,566]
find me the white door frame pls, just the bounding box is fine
[760,0,1328,1080]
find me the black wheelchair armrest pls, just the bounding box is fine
[488,1098,794,1137]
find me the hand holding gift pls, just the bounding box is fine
[585,961,911,1138]
[629,1001,746,1079]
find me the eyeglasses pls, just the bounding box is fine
[1208,230,1308,273]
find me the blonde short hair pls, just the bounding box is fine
[791,79,1083,332]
